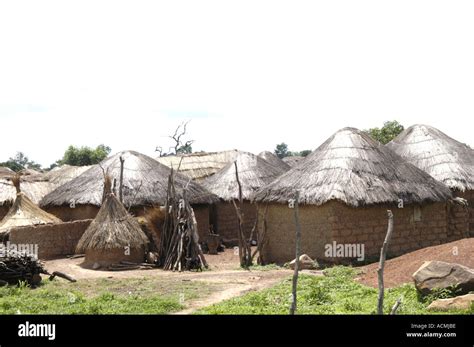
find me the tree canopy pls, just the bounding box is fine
[274,143,311,158]
[57,144,112,166]
[364,120,404,145]
[0,152,42,172]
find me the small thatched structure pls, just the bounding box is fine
[156,150,240,181]
[254,127,460,264]
[258,151,291,171]
[76,179,149,268]
[387,124,474,232]
[202,151,288,243]
[0,177,61,241]
[282,156,304,167]
[40,151,218,236]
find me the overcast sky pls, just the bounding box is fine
[0,0,473,167]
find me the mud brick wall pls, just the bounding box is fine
[9,220,92,259]
[258,201,462,265]
[455,190,474,236]
[192,204,210,240]
[215,201,257,243]
[447,199,470,241]
[44,204,99,222]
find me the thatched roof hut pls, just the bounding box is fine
[0,182,61,240]
[387,124,474,192]
[76,182,149,267]
[254,127,458,264]
[201,151,287,243]
[156,150,240,181]
[255,127,452,206]
[282,156,304,167]
[0,167,14,179]
[258,151,291,171]
[42,165,92,188]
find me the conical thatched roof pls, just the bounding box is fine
[282,156,304,167]
[42,165,92,188]
[76,192,148,253]
[0,175,53,206]
[0,192,61,236]
[202,151,288,201]
[0,167,14,179]
[40,151,217,208]
[258,151,291,171]
[156,150,240,181]
[254,127,453,207]
[387,124,474,191]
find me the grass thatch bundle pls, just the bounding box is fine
[41,150,218,209]
[0,188,61,239]
[258,151,291,171]
[254,127,453,207]
[282,156,304,167]
[387,124,474,191]
[202,151,288,201]
[156,150,240,181]
[76,186,149,254]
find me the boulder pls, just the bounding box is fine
[412,261,474,295]
[289,254,319,270]
[427,293,474,311]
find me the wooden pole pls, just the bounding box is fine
[290,191,301,315]
[377,210,394,315]
[119,156,125,203]
[390,296,403,315]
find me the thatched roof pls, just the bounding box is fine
[202,151,288,201]
[254,127,453,207]
[387,124,474,191]
[76,192,148,252]
[282,156,304,167]
[42,165,92,187]
[0,192,61,236]
[156,150,240,181]
[0,176,53,206]
[41,150,218,208]
[0,167,14,178]
[258,151,291,171]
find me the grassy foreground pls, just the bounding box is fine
[198,267,473,314]
[0,276,217,314]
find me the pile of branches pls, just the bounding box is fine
[159,170,208,271]
[0,250,47,286]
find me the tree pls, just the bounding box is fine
[58,144,112,166]
[364,120,404,145]
[274,143,290,158]
[298,150,312,157]
[0,152,42,172]
[156,121,194,156]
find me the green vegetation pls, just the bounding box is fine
[0,152,42,172]
[0,277,218,314]
[57,144,112,167]
[198,267,473,315]
[274,143,311,158]
[364,120,404,145]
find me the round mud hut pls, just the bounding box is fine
[40,150,218,238]
[0,177,61,241]
[76,180,149,268]
[387,124,474,234]
[253,127,457,265]
[202,151,288,245]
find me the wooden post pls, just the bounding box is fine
[390,296,402,315]
[233,161,251,268]
[290,191,301,315]
[119,156,125,203]
[377,210,394,315]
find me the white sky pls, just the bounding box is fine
[0,0,473,167]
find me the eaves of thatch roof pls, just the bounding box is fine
[387,124,474,191]
[40,150,218,208]
[202,151,288,201]
[254,127,453,207]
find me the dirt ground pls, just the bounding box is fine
[356,238,474,288]
[43,248,294,313]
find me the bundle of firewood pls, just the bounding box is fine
[159,170,208,271]
[0,250,47,286]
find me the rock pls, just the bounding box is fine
[427,293,474,311]
[289,254,319,270]
[92,262,101,270]
[412,261,474,295]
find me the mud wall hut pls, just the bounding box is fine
[202,151,288,244]
[40,151,218,237]
[254,127,463,265]
[387,124,474,234]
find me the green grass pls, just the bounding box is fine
[197,266,473,315]
[0,277,218,314]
